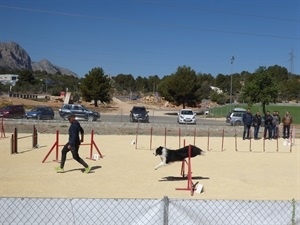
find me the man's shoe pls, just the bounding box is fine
[55,166,64,173]
[84,167,91,174]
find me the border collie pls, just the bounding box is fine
[154,145,204,170]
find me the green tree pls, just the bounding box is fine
[241,66,279,114]
[135,76,149,94]
[159,66,199,108]
[113,74,135,95]
[196,73,215,100]
[17,70,36,85]
[80,67,112,107]
[147,75,160,94]
[279,75,300,101]
[215,73,230,93]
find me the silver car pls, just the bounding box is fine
[228,111,246,126]
[58,104,100,121]
[177,109,196,124]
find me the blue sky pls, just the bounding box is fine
[0,0,299,78]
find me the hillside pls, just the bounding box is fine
[0,41,78,77]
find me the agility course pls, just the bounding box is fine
[135,125,297,153]
[0,123,299,201]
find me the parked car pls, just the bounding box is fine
[130,106,149,122]
[227,109,265,127]
[226,108,247,125]
[177,109,196,124]
[228,111,246,126]
[26,106,54,120]
[0,105,25,119]
[58,104,101,121]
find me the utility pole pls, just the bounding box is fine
[230,56,235,107]
[288,49,295,74]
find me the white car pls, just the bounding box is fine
[177,109,196,124]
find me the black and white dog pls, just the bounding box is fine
[154,145,204,170]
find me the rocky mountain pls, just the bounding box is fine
[0,42,32,70]
[0,42,78,77]
[32,59,78,77]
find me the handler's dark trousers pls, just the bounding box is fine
[60,143,89,168]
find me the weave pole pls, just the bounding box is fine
[289,126,295,153]
[164,127,167,148]
[178,128,181,148]
[276,136,279,152]
[0,117,5,138]
[235,129,238,151]
[249,129,252,152]
[150,127,153,150]
[207,128,210,151]
[135,122,139,150]
[193,128,196,146]
[221,129,224,151]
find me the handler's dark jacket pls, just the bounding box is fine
[68,120,84,147]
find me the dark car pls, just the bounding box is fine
[26,106,55,120]
[58,104,101,121]
[130,106,149,123]
[0,105,25,119]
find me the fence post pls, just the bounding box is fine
[163,196,169,225]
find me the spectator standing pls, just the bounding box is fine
[282,111,293,139]
[242,108,253,140]
[272,111,280,139]
[252,111,262,140]
[264,111,273,140]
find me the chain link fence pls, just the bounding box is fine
[1,197,299,225]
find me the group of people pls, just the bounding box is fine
[242,108,293,140]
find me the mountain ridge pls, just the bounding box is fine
[0,41,78,77]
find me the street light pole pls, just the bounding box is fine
[230,56,235,107]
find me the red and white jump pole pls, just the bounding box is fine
[176,144,197,196]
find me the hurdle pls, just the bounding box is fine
[42,129,103,163]
[11,125,38,154]
[176,144,198,196]
[1,117,5,138]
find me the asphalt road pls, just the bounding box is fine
[17,111,226,127]
[3,110,236,136]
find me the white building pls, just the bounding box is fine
[0,74,19,86]
[210,86,223,94]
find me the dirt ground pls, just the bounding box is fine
[0,132,299,200]
[0,97,299,200]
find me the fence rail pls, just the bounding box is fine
[1,197,299,225]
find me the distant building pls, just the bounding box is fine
[210,86,223,94]
[0,74,19,86]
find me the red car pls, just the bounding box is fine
[0,105,25,118]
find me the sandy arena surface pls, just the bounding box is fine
[0,131,299,200]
